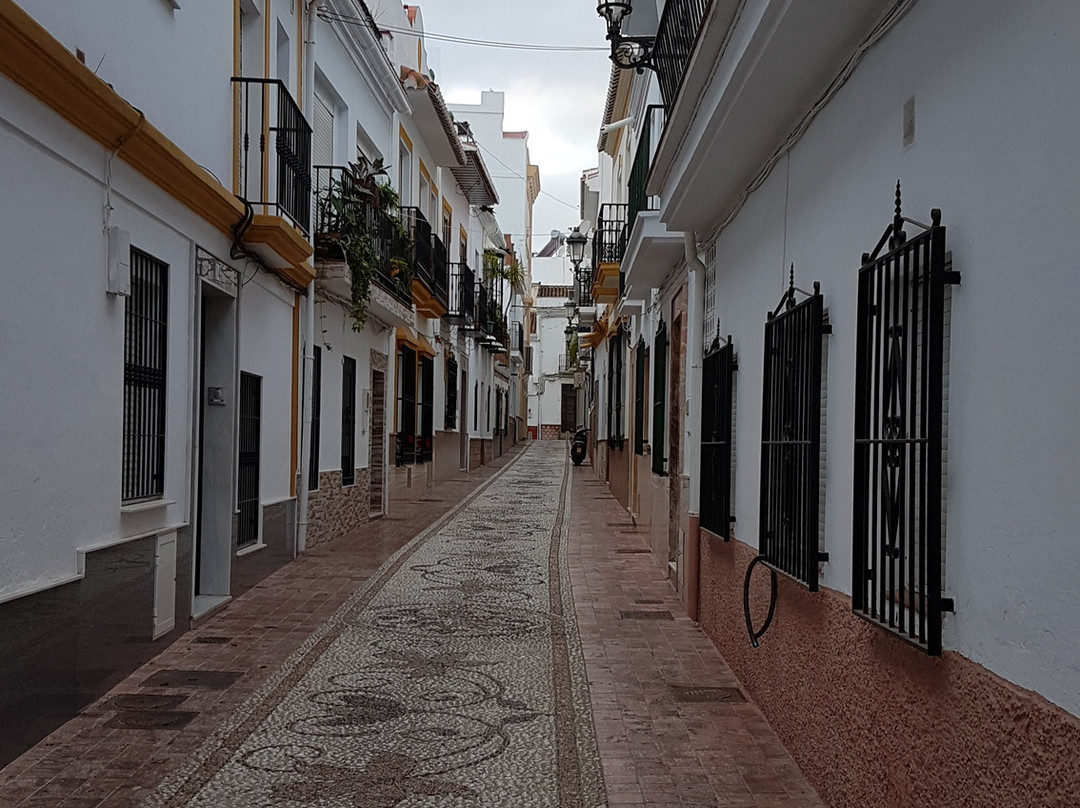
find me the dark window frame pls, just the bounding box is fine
[396,345,417,466]
[852,197,958,655]
[758,282,829,589]
[308,345,322,491]
[701,333,736,539]
[341,355,357,485]
[634,339,646,455]
[123,248,169,503]
[652,318,668,476]
[237,371,261,547]
[445,355,458,430]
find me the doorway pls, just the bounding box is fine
[194,288,236,616]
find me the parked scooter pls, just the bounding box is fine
[570,426,588,466]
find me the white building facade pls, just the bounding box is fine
[586,0,1080,804]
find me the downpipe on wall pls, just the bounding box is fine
[684,231,705,621]
[296,0,322,556]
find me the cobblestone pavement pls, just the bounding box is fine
[0,441,823,807]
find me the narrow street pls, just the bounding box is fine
[0,441,820,807]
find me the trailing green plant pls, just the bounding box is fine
[316,166,417,330]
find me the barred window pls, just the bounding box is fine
[701,335,736,539]
[397,346,417,465]
[419,355,433,462]
[652,318,668,476]
[852,198,958,655]
[633,339,646,455]
[758,281,829,588]
[445,355,458,430]
[123,249,168,502]
[341,356,356,484]
[237,372,261,547]
[606,323,625,444]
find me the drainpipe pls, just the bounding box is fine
[296,0,322,556]
[683,231,705,621]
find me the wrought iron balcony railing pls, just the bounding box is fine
[628,105,665,225]
[432,233,449,308]
[233,77,312,234]
[594,203,629,269]
[399,206,432,280]
[472,281,489,333]
[511,321,525,354]
[653,0,709,109]
[312,164,411,306]
[447,261,475,323]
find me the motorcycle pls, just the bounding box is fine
[570,426,588,466]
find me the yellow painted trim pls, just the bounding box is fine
[396,327,436,358]
[416,39,422,72]
[411,279,448,319]
[398,124,413,151]
[245,215,315,277]
[0,1,313,286]
[290,292,299,498]
[418,160,432,185]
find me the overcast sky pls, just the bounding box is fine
[376,0,612,251]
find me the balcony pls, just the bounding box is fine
[233,77,311,235]
[622,105,683,302]
[653,0,711,109]
[446,261,476,325]
[400,207,448,318]
[312,164,413,322]
[592,202,628,303]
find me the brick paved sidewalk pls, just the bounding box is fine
[1,442,825,808]
[569,465,825,808]
[0,447,524,808]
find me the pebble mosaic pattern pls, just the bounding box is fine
[142,442,604,807]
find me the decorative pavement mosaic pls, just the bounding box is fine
[141,441,605,807]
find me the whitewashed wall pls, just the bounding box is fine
[707,0,1080,715]
[0,71,235,600]
[19,0,235,189]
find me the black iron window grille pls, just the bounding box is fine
[123,249,168,503]
[852,187,959,655]
[759,274,830,588]
[652,317,668,476]
[628,105,665,226]
[445,355,458,430]
[419,355,434,462]
[308,345,322,491]
[396,345,417,466]
[634,339,647,455]
[237,372,261,547]
[607,323,626,447]
[653,0,709,109]
[233,77,312,234]
[341,356,356,485]
[701,331,737,540]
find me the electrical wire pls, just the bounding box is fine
[473,140,579,212]
[319,11,606,52]
[704,0,919,248]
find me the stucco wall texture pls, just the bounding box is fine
[698,535,1080,808]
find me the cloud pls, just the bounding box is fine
[408,0,610,241]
